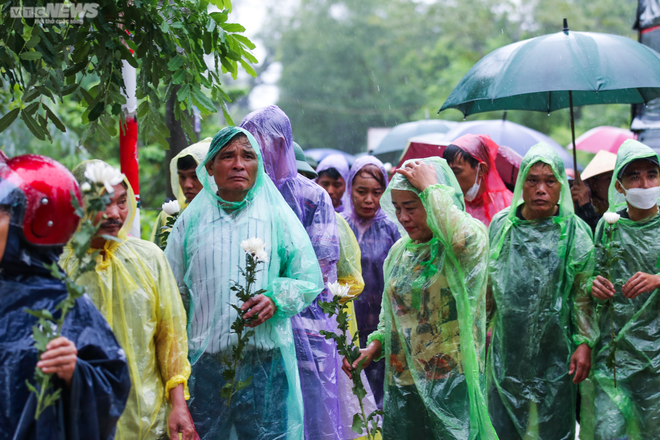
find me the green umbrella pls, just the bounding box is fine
[439,19,660,177]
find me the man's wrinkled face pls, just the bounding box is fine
[615,160,660,192]
[391,189,432,243]
[93,183,129,238]
[522,162,561,218]
[177,167,203,203]
[317,175,346,208]
[206,136,259,202]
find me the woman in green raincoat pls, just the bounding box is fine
[582,139,660,440]
[487,143,597,440]
[345,157,497,440]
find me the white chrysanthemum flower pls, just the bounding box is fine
[240,237,267,259]
[328,281,352,299]
[80,182,91,192]
[603,212,621,225]
[84,162,124,194]
[254,249,269,262]
[162,200,181,216]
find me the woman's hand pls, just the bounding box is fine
[342,340,381,378]
[397,161,437,192]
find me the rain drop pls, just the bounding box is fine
[377,85,380,92]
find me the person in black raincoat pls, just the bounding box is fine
[0,154,131,440]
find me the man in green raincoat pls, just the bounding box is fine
[487,144,597,440]
[344,157,497,440]
[150,138,211,247]
[586,139,660,440]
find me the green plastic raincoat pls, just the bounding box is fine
[580,139,660,440]
[367,157,497,440]
[60,160,191,440]
[165,127,324,439]
[150,138,211,246]
[487,144,597,440]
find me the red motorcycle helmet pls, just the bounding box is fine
[0,154,82,246]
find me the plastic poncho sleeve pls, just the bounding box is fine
[366,289,388,360]
[336,213,365,299]
[269,212,325,319]
[420,184,487,263]
[570,225,598,348]
[151,247,192,399]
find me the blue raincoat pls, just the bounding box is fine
[0,225,131,440]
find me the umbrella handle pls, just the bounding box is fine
[569,91,581,184]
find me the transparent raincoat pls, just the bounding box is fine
[580,139,660,440]
[450,134,513,226]
[487,144,597,440]
[165,127,324,440]
[316,154,351,213]
[150,138,211,246]
[241,106,348,439]
[366,157,495,439]
[342,156,401,407]
[60,160,191,440]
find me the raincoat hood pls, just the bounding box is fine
[451,134,509,194]
[345,156,389,222]
[382,157,465,237]
[508,142,574,220]
[608,139,660,212]
[239,105,296,189]
[316,154,351,212]
[170,138,212,207]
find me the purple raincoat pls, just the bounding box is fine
[240,106,344,440]
[342,156,401,408]
[316,154,351,213]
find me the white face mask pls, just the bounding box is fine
[464,164,481,202]
[618,180,660,210]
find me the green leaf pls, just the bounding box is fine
[221,23,246,33]
[236,376,252,391]
[25,35,41,50]
[88,102,105,122]
[192,87,216,113]
[20,51,42,61]
[232,34,256,50]
[239,59,256,77]
[64,61,88,78]
[168,56,185,72]
[21,112,46,140]
[177,84,191,103]
[352,414,365,434]
[0,109,20,133]
[44,105,66,132]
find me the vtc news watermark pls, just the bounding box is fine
[9,3,99,24]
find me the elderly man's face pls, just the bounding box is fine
[206,135,259,202]
[521,162,561,219]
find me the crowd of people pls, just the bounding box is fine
[1,104,660,440]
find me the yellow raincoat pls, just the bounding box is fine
[61,160,191,440]
[336,213,365,341]
[150,138,212,246]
